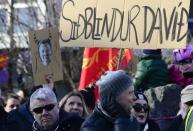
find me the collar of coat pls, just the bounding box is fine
[96,103,116,122]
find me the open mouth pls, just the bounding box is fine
[138,115,145,120]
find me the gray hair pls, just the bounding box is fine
[30,87,57,109]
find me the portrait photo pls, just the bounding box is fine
[37,39,52,66]
[29,27,63,86]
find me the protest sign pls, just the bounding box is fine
[59,0,190,49]
[29,27,63,86]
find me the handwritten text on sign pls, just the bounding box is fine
[59,0,190,49]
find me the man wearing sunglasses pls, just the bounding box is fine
[7,77,56,131]
[81,70,140,131]
[30,87,83,131]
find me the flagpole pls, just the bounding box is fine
[117,48,123,70]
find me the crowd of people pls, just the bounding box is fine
[0,24,193,130]
[0,64,193,131]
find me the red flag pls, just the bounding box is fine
[79,48,118,89]
[0,51,8,68]
[119,49,133,69]
[79,48,133,100]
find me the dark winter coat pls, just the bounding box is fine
[0,106,19,131]
[134,54,169,91]
[140,119,160,131]
[81,106,140,131]
[0,106,9,130]
[168,115,184,131]
[32,110,84,131]
[8,102,34,131]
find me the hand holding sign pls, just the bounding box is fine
[43,74,54,89]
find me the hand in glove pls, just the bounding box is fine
[80,83,96,110]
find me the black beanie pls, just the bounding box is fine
[143,49,161,55]
[135,91,148,104]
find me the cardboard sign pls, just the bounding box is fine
[59,0,190,49]
[29,27,63,86]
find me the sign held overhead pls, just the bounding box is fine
[29,27,63,86]
[59,0,191,49]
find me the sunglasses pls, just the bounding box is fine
[32,104,56,114]
[133,103,149,112]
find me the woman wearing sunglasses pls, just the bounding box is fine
[131,92,160,131]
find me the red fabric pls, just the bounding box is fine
[79,48,133,100]
[0,52,8,68]
[119,49,133,69]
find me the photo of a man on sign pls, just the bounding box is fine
[37,39,52,66]
[29,27,63,86]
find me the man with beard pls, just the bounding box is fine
[81,70,140,131]
[30,87,83,131]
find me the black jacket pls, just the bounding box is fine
[0,106,19,131]
[0,106,8,130]
[168,115,184,131]
[81,106,140,131]
[7,102,34,131]
[141,119,160,131]
[32,110,84,131]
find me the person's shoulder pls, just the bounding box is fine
[148,119,160,131]
[8,102,32,120]
[82,109,110,129]
[59,110,84,131]
[81,113,106,131]
[60,110,84,124]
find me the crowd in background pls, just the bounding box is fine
[0,22,193,131]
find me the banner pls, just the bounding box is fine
[59,0,190,49]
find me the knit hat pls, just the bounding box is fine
[181,85,193,103]
[135,92,148,104]
[143,49,161,55]
[96,70,133,116]
[97,70,133,103]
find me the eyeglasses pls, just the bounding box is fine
[32,104,56,114]
[133,103,149,112]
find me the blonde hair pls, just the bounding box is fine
[59,91,88,118]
